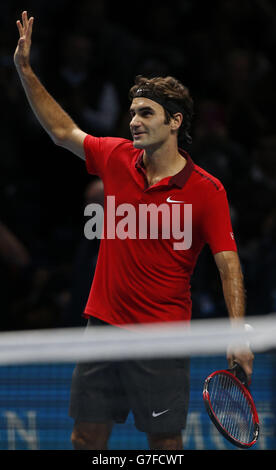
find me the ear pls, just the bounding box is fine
[170,112,183,132]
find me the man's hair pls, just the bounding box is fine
[129,75,194,145]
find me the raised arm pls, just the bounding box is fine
[214,250,254,382]
[14,11,87,159]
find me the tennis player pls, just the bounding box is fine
[14,12,254,450]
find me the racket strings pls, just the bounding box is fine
[209,374,254,443]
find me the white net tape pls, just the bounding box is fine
[0,313,275,365]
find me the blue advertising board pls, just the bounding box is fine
[0,354,275,450]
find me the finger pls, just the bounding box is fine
[16,20,24,37]
[26,17,34,39]
[227,356,235,369]
[22,11,28,30]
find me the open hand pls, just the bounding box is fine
[14,11,34,70]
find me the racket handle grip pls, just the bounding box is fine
[231,362,249,388]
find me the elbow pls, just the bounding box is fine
[218,261,243,282]
[219,264,244,284]
[51,130,67,147]
[51,125,79,147]
[215,251,243,282]
[220,269,244,284]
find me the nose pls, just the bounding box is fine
[130,114,141,129]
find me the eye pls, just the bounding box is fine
[142,110,152,117]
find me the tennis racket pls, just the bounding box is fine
[203,362,259,448]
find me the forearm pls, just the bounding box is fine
[215,251,246,323]
[215,251,253,377]
[220,269,246,324]
[16,65,77,144]
[221,269,254,379]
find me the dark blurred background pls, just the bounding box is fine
[1,0,276,331]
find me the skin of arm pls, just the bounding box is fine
[14,11,87,159]
[214,250,254,381]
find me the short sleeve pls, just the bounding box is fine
[84,135,125,178]
[201,187,237,254]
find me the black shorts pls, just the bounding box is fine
[69,317,190,434]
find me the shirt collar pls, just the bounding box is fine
[135,148,194,188]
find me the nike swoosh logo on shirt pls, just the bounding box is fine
[152,409,170,418]
[166,196,185,203]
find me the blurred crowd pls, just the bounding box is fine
[0,0,276,331]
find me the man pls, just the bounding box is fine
[14,12,254,450]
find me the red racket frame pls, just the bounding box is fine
[203,369,260,448]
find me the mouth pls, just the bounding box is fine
[132,131,146,138]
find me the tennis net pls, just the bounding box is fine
[0,314,275,450]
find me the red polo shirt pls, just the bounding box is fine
[83,135,237,325]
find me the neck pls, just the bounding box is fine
[143,139,186,179]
